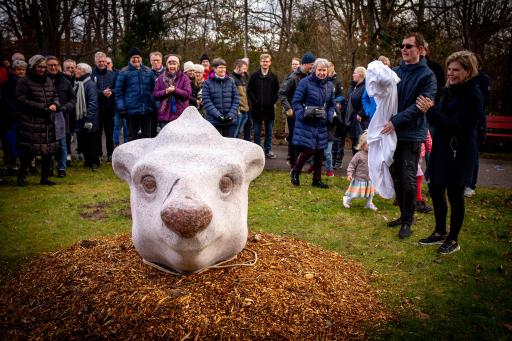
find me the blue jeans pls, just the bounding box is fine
[58,137,67,171]
[324,141,334,171]
[243,112,252,141]
[114,111,129,145]
[236,111,249,138]
[253,119,274,154]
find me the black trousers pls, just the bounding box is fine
[77,131,99,167]
[127,114,152,141]
[430,182,465,241]
[287,115,297,168]
[390,140,421,225]
[97,108,115,158]
[18,147,51,181]
[333,126,358,167]
[293,148,324,182]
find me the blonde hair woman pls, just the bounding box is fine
[415,51,482,254]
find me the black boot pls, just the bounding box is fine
[312,179,329,189]
[40,178,56,186]
[290,170,300,186]
[17,173,26,187]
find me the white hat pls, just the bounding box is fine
[183,61,195,72]
[194,64,205,73]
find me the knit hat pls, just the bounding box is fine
[301,52,316,64]
[28,54,46,69]
[12,60,27,69]
[183,61,195,72]
[211,58,226,68]
[199,53,209,62]
[194,64,205,73]
[128,47,142,59]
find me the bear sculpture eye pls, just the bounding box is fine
[219,176,233,194]
[142,175,157,193]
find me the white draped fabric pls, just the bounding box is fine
[366,61,400,199]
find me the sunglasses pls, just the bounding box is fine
[399,44,417,50]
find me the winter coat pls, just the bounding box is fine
[426,77,482,186]
[247,69,279,122]
[202,75,239,126]
[48,72,76,134]
[230,71,249,112]
[92,67,117,113]
[189,80,201,108]
[344,80,366,137]
[347,150,370,181]
[291,74,335,150]
[74,74,99,133]
[1,75,21,126]
[16,69,59,155]
[278,67,309,112]
[115,63,155,116]
[391,58,437,141]
[153,70,192,123]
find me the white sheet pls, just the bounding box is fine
[366,61,400,199]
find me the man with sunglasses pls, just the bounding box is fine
[381,32,436,239]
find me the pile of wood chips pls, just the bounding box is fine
[0,233,392,339]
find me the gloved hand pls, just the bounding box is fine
[84,122,93,130]
[219,115,234,123]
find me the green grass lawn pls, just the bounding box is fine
[1,164,511,339]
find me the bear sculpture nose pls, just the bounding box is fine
[161,200,213,238]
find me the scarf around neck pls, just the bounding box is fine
[75,76,91,120]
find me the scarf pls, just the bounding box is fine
[74,76,91,121]
[162,71,177,113]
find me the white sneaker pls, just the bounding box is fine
[342,196,351,208]
[365,202,378,211]
[464,187,475,197]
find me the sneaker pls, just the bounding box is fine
[326,170,334,177]
[464,187,475,197]
[57,169,66,178]
[418,232,446,245]
[342,196,351,208]
[67,155,72,162]
[415,200,433,213]
[438,239,460,254]
[265,151,277,159]
[365,202,378,211]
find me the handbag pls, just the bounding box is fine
[304,106,326,122]
[52,111,66,140]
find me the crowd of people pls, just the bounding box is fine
[0,31,490,254]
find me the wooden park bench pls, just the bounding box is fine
[486,116,512,141]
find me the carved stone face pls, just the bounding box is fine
[112,107,265,273]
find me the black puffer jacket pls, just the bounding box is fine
[48,72,76,134]
[16,69,59,155]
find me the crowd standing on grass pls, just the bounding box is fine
[0,32,490,254]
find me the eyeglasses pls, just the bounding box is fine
[399,44,417,50]
[106,62,112,65]
[47,64,59,67]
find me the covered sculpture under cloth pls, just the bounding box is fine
[112,106,265,273]
[366,60,400,199]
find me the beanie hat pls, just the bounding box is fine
[28,54,46,69]
[12,60,27,69]
[128,47,142,59]
[211,58,226,68]
[301,52,316,65]
[194,64,205,73]
[199,53,209,62]
[183,61,195,72]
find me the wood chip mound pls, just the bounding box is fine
[0,233,391,339]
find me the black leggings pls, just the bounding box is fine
[18,147,51,181]
[430,182,465,241]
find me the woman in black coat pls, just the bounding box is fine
[16,55,60,186]
[416,51,483,255]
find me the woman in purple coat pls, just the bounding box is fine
[153,55,192,129]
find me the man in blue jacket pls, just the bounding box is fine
[115,47,155,141]
[381,32,436,239]
[92,51,117,160]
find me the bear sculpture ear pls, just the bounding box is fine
[112,139,152,183]
[230,139,266,182]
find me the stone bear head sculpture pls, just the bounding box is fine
[112,107,265,273]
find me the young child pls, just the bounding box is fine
[342,131,377,211]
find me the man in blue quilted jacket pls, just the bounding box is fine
[115,47,156,141]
